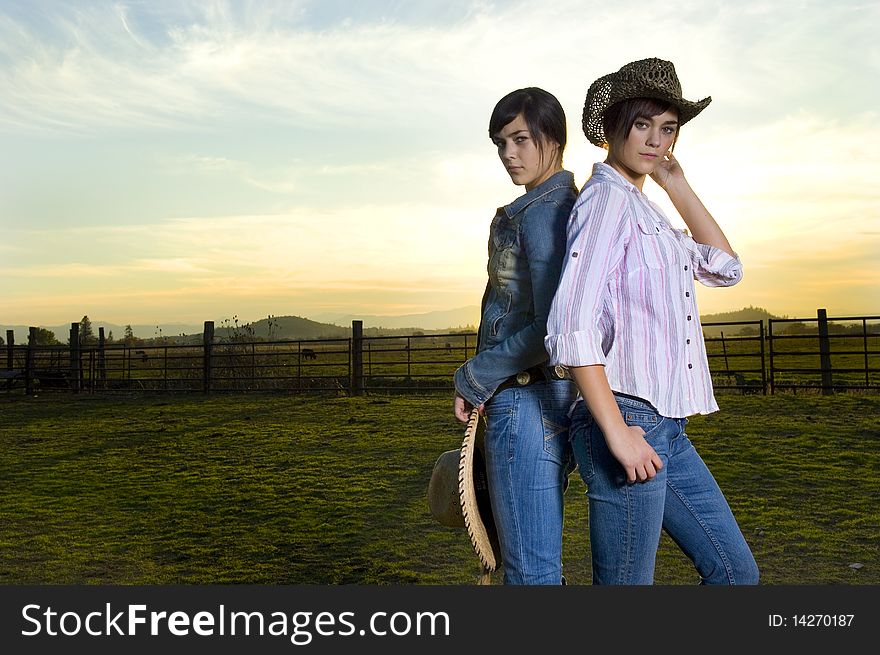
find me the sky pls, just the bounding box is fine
[1,0,878,327]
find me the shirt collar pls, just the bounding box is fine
[503,169,575,218]
[590,162,642,195]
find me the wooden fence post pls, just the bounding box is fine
[5,329,13,393]
[351,320,363,396]
[203,321,214,393]
[69,322,81,393]
[26,327,36,395]
[817,308,833,395]
[759,321,767,395]
[720,331,730,382]
[767,319,775,395]
[98,327,106,389]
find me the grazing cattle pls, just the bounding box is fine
[445,342,452,352]
[135,349,148,363]
[302,348,317,360]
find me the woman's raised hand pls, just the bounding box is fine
[650,150,684,192]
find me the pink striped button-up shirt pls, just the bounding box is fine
[544,163,743,418]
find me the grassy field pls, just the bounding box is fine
[1,392,878,585]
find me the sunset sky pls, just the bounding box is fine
[1,0,878,327]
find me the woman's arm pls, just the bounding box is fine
[570,365,663,483]
[546,182,662,482]
[651,152,735,256]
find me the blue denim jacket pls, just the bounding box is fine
[454,170,577,407]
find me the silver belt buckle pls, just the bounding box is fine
[515,371,531,385]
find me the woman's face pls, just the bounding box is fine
[492,114,560,191]
[609,108,678,186]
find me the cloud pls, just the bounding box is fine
[2,0,875,136]
[1,202,488,285]
[163,154,395,196]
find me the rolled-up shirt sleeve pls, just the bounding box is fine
[545,184,628,366]
[680,232,744,287]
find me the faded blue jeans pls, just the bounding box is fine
[483,379,576,585]
[570,395,759,585]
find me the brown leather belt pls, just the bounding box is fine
[494,365,571,394]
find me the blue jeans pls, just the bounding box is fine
[483,379,576,585]
[570,395,759,585]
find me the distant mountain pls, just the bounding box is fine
[699,306,783,336]
[215,315,350,341]
[311,306,480,330]
[0,312,472,345]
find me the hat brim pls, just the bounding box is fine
[458,408,501,572]
[428,449,467,528]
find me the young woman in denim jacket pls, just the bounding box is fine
[545,59,759,584]
[453,87,578,585]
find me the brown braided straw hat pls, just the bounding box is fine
[583,57,711,147]
[427,408,501,583]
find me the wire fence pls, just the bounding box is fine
[4,310,878,397]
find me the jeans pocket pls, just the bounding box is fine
[621,409,664,442]
[539,399,569,465]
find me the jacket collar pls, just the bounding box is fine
[502,169,575,219]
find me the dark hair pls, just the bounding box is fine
[488,87,567,161]
[602,97,679,152]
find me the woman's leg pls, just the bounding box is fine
[570,397,672,585]
[661,419,759,585]
[483,380,574,585]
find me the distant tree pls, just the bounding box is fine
[783,322,813,335]
[0,335,4,346]
[266,315,279,341]
[33,328,60,345]
[79,315,95,345]
[123,325,135,345]
[106,330,114,343]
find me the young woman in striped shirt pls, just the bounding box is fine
[545,58,759,584]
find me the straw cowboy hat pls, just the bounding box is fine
[583,57,712,147]
[428,408,501,584]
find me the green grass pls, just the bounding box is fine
[1,393,878,584]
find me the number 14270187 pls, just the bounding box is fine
[768,614,854,628]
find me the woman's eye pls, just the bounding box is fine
[514,136,528,144]
[634,121,648,129]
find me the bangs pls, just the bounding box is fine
[602,98,678,150]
